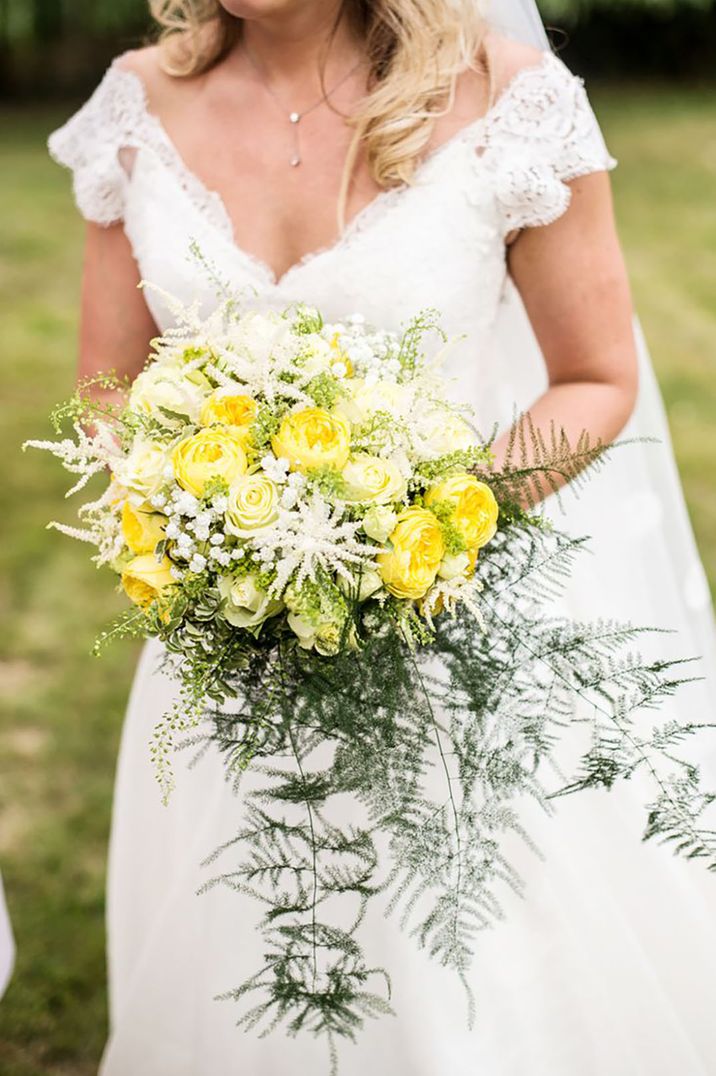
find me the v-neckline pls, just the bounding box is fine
[116,52,553,290]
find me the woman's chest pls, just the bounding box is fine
[122,137,508,345]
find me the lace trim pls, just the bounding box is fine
[48,50,615,253]
[472,53,617,234]
[48,62,234,234]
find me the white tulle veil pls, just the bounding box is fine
[479,0,716,686]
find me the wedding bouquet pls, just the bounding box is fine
[27,294,715,1068]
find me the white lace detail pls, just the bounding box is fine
[48,61,234,234]
[474,53,617,234]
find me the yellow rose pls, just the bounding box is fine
[424,474,498,551]
[171,428,248,497]
[121,501,166,555]
[199,391,257,445]
[272,408,350,473]
[341,454,406,505]
[377,506,445,601]
[225,473,279,537]
[121,554,175,609]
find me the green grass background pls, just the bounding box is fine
[0,87,715,1073]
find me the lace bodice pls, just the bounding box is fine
[49,51,615,422]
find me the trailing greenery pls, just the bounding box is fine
[150,442,716,1071]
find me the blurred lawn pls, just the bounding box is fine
[0,86,715,1074]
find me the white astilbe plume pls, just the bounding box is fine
[252,492,376,595]
[421,575,485,632]
[23,420,120,497]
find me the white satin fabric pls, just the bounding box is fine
[0,874,14,1000]
[49,47,716,1075]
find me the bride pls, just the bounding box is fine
[49,0,716,1072]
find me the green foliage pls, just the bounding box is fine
[177,517,714,1067]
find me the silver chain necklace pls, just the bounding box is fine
[244,48,364,168]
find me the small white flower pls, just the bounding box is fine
[212,494,228,513]
[150,493,167,509]
[165,521,181,540]
[232,548,245,560]
[189,553,207,573]
[331,361,348,378]
[280,488,299,509]
[210,532,225,545]
[169,565,184,581]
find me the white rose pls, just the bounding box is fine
[341,454,407,505]
[420,410,476,457]
[225,474,279,537]
[438,552,471,580]
[287,611,318,650]
[362,505,399,544]
[129,363,206,423]
[299,337,334,377]
[218,574,283,628]
[112,438,170,499]
[336,379,412,424]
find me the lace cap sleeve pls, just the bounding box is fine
[48,62,144,226]
[480,53,617,235]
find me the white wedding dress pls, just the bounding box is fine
[49,47,716,1076]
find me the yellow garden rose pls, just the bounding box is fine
[424,474,499,551]
[225,473,279,537]
[341,454,407,505]
[272,408,351,473]
[199,391,257,445]
[121,501,166,555]
[377,506,445,601]
[121,554,175,609]
[171,428,247,497]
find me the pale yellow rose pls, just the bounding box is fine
[424,474,499,551]
[225,474,279,537]
[121,554,175,609]
[287,611,349,656]
[362,505,399,544]
[337,568,384,603]
[218,575,283,629]
[377,506,445,601]
[112,438,169,499]
[121,501,166,555]
[437,551,472,580]
[341,454,406,505]
[129,363,204,422]
[171,428,248,497]
[199,391,257,446]
[272,408,350,473]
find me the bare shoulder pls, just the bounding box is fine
[114,44,191,112]
[483,32,546,96]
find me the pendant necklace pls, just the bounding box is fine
[244,48,364,168]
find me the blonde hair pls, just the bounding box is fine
[149,0,487,215]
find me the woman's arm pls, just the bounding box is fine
[78,222,158,409]
[498,171,638,500]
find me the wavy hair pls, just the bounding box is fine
[149,0,487,214]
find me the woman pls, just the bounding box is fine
[49,0,716,1072]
